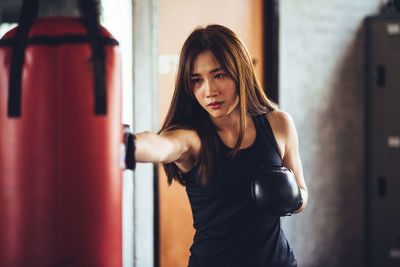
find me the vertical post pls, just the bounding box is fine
[132,0,158,266]
[263,0,279,104]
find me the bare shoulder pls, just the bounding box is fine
[265,109,298,158]
[161,127,199,143]
[266,109,295,135]
[160,127,201,171]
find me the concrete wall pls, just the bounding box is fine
[279,1,380,267]
[38,0,79,17]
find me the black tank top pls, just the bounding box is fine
[183,113,297,267]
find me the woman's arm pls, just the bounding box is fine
[134,129,201,172]
[267,110,308,213]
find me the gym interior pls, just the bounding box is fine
[0,0,399,267]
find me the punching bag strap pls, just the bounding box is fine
[7,0,39,117]
[7,0,107,118]
[78,0,107,115]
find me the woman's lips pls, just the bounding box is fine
[208,101,223,109]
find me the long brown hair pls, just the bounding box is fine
[160,24,276,185]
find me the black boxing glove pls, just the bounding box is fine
[123,124,136,170]
[251,166,303,216]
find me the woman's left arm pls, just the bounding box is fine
[280,111,308,213]
[268,110,308,213]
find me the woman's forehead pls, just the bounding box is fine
[191,51,222,74]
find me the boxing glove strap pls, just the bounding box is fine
[7,0,39,117]
[123,125,136,170]
[8,0,107,118]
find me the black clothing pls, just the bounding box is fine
[183,113,297,267]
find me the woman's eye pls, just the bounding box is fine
[191,78,202,84]
[215,73,225,79]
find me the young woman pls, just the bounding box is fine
[133,24,308,267]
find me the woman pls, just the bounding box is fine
[133,24,308,267]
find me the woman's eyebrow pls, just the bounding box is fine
[191,68,223,77]
[210,68,223,74]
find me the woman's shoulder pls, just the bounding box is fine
[161,125,201,151]
[265,109,298,156]
[159,125,201,172]
[161,124,197,136]
[265,109,294,132]
[161,127,200,151]
[169,128,201,173]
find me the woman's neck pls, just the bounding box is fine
[211,106,241,133]
[211,108,256,149]
[211,107,254,135]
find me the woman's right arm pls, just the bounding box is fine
[134,129,200,169]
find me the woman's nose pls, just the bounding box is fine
[205,80,218,97]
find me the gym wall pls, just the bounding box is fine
[279,0,380,267]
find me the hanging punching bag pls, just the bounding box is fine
[0,0,125,266]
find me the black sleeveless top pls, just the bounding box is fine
[182,113,297,267]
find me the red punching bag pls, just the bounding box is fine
[0,0,124,266]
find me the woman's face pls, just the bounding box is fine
[191,50,239,120]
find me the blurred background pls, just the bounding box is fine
[1,0,399,266]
